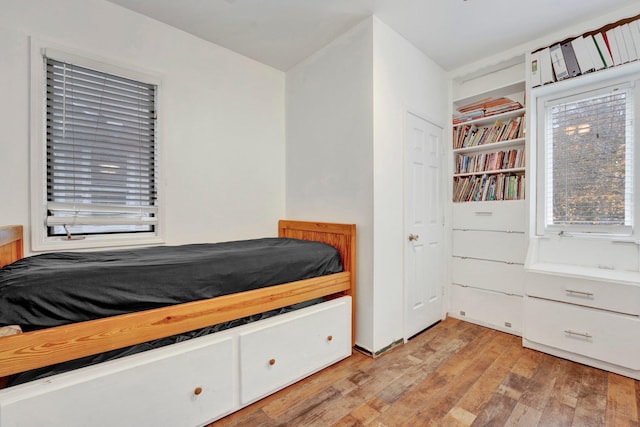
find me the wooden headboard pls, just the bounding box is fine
[0,225,23,268]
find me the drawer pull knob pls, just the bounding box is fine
[327,335,333,341]
[269,358,276,366]
[194,387,203,396]
[564,329,592,339]
[565,289,594,297]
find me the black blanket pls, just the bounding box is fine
[0,238,343,330]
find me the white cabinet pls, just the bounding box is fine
[0,335,236,427]
[239,299,351,405]
[0,297,352,427]
[524,297,640,372]
[448,201,526,335]
[523,270,640,380]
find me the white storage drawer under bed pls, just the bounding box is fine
[0,296,352,427]
[239,297,351,404]
[0,335,235,427]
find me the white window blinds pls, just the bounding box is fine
[543,84,634,233]
[45,56,158,236]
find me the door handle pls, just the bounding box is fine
[408,234,419,242]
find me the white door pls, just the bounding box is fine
[404,112,443,339]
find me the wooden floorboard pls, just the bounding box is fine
[211,317,640,426]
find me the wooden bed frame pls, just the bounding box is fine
[0,220,356,380]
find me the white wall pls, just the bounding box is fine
[0,0,285,253]
[372,18,448,351]
[286,18,375,350]
[286,17,448,354]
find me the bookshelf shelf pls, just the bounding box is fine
[453,137,525,155]
[454,167,525,178]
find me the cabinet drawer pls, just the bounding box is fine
[525,272,640,316]
[452,257,524,295]
[0,335,235,427]
[449,284,522,334]
[524,297,640,371]
[452,230,526,264]
[452,200,526,232]
[239,297,351,405]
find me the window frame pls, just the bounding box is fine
[534,65,640,240]
[30,42,164,251]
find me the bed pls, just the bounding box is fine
[0,220,356,426]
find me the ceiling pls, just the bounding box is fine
[106,0,638,72]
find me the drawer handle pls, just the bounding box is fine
[565,289,594,297]
[474,211,493,216]
[564,329,592,339]
[269,358,276,366]
[194,387,203,396]
[327,335,333,342]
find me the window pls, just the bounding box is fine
[31,46,161,250]
[537,79,636,236]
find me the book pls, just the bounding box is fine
[530,51,542,87]
[571,36,595,73]
[593,33,614,67]
[585,35,606,70]
[539,47,555,84]
[605,28,622,65]
[629,20,640,61]
[613,25,630,63]
[561,41,581,77]
[621,23,638,61]
[550,44,569,80]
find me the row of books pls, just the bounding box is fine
[453,116,524,149]
[453,174,525,202]
[452,97,523,124]
[455,149,525,175]
[531,17,640,86]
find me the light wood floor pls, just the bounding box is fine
[212,317,640,426]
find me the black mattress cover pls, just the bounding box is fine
[0,237,343,330]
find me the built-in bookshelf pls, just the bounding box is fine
[451,96,526,202]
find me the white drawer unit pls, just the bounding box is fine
[0,335,236,427]
[449,284,522,334]
[452,229,526,264]
[238,297,351,405]
[525,271,640,316]
[0,296,353,427]
[452,200,526,232]
[524,297,640,372]
[452,257,524,296]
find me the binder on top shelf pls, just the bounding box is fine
[621,23,638,61]
[613,25,630,63]
[539,47,555,84]
[571,36,595,73]
[605,28,622,65]
[549,43,569,80]
[585,34,606,70]
[593,33,614,67]
[561,41,581,77]
[530,51,542,87]
[629,20,640,61]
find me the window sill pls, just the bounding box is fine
[525,262,640,286]
[32,233,165,252]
